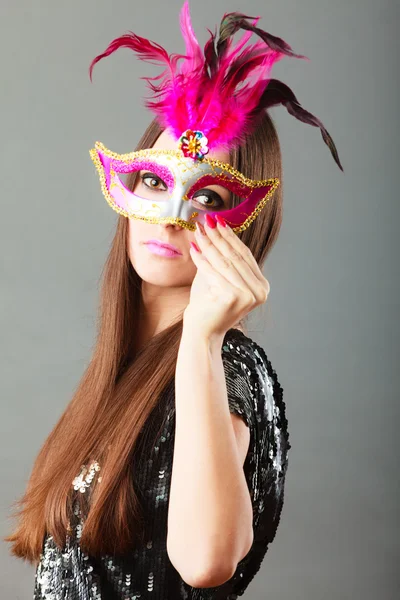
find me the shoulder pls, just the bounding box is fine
[221,327,290,456]
[221,328,284,408]
[221,327,291,516]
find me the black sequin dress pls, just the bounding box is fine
[33,328,291,599]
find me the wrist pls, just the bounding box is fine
[182,309,225,348]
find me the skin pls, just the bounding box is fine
[126,130,271,584]
[127,128,237,349]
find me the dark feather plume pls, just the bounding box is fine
[216,11,308,60]
[254,79,344,171]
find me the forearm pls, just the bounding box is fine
[167,319,253,582]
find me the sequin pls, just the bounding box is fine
[33,328,290,599]
[72,461,101,493]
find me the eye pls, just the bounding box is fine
[140,172,168,192]
[192,189,225,209]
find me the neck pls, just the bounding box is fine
[135,281,190,349]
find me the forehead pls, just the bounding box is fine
[152,128,231,164]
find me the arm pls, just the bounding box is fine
[166,319,254,589]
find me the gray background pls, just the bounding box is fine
[1,0,398,598]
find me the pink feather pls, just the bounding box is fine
[88,1,343,171]
[88,1,303,151]
[179,0,203,75]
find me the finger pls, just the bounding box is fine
[195,218,269,302]
[194,223,251,294]
[207,216,270,299]
[189,245,240,301]
[211,217,267,284]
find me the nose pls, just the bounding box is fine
[159,219,186,231]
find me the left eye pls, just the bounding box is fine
[141,172,168,191]
[192,189,224,209]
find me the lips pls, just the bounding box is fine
[144,239,182,255]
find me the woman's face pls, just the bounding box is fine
[127,129,231,289]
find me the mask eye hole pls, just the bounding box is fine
[192,188,225,209]
[140,171,168,192]
[188,176,234,209]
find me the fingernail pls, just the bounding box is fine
[190,241,200,252]
[215,214,227,227]
[205,214,216,229]
[195,222,205,235]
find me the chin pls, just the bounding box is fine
[129,259,195,286]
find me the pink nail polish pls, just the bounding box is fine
[215,214,227,227]
[195,222,205,235]
[205,214,216,229]
[190,241,200,252]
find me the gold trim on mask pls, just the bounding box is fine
[89,141,280,233]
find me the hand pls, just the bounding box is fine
[184,214,270,339]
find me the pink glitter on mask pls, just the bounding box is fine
[187,173,252,200]
[110,158,174,191]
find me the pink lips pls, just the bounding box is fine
[144,239,182,257]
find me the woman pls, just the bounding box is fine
[5,3,342,598]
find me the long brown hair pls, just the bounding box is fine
[5,111,283,563]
